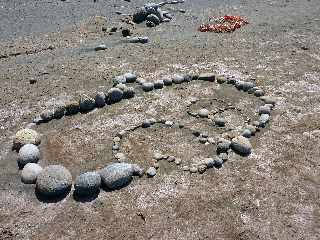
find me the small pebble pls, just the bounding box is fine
[153,152,164,161]
[167,156,175,162]
[231,136,252,156]
[79,95,95,112]
[154,80,164,89]
[142,82,154,92]
[260,96,277,106]
[216,76,226,84]
[165,121,174,126]
[107,88,123,103]
[124,73,137,83]
[259,114,270,127]
[40,110,54,122]
[13,129,41,151]
[242,129,252,138]
[65,100,80,115]
[146,14,160,25]
[254,89,265,97]
[74,172,101,196]
[198,108,209,118]
[198,164,207,174]
[214,118,226,127]
[162,77,172,86]
[174,158,182,165]
[214,158,223,168]
[95,44,107,51]
[182,166,189,171]
[219,153,228,162]
[217,139,231,153]
[258,105,271,115]
[189,166,198,173]
[123,87,135,99]
[142,119,151,128]
[199,137,207,144]
[204,158,215,168]
[115,152,127,162]
[146,167,157,177]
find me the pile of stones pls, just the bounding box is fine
[13,69,276,201]
[132,1,185,27]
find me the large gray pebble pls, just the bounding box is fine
[198,108,209,118]
[146,14,160,25]
[260,96,277,106]
[254,89,265,97]
[95,92,106,108]
[231,136,252,156]
[162,77,173,86]
[258,105,271,115]
[123,87,135,99]
[113,75,126,85]
[217,139,231,153]
[107,88,123,103]
[36,165,72,197]
[18,144,40,168]
[74,172,101,196]
[259,114,270,127]
[133,7,148,23]
[99,163,135,190]
[146,167,157,177]
[154,80,164,89]
[21,163,43,184]
[142,82,154,92]
[172,74,185,84]
[40,110,54,122]
[214,118,226,127]
[198,73,215,82]
[13,128,41,150]
[124,73,137,83]
[79,95,95,112]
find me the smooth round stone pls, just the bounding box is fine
[214,158,223,168]
[167,156,175,162]
[142,82,154,92]
[107,88,123,103]
[174,158,182,165]
[124,73,137,83]
[115,152,127,162]
[18,144,40,167]
[21,163,43,184]
[258,105,271,115]
[79,95,95,112]
[53,105,66,119]
[36,165,72,197]
[99,163,135,190]
[142,119,151,128]
[132,164,144,177]
[154,80,164,89]
[113,75,126,85]
[260,96,277,106]
[133,7,148,23]
[95,92,106,108]
[242,129,252,138]
[146,20,156,27]
[74,172,101,196]
[219,153,228,162]
[236,81,255,91]
[198,108,209,118]
[198,73,215,82]
[95,44,107,51]
[254,89,265,97]
[216,76,226,84]
[214,118,226,127]
[204,158,215,168]
[65,100,80,115]
[189,166,198,173]
[162,77,172,86]
[13,129,41,150]
[183,74,193,82]
[136,78,146,85]
[246,125,257,135]
[231,136,252,156]
[217,139,231,153]
[199,137,207,144]
[259,114,270,127]
[146,167,157,177]
[182,166,189,171]
[146,14,160,25]
[198,164,207,174]
[40,110,54,122]
[172,74,185,84]
[123,87,135,99]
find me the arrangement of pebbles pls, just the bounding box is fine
[12,70,276,201]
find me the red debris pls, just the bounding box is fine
[198,15,249,33]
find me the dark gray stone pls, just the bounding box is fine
[123,87,135,99]
[40,110,54,122]
[214,118,226,127]
[162,77,173,86]
[36,165,72,197]
[198,73,215,82]
[95,92,106,108]
[142,82,154,92]
[217,139,231,153]
[107,88,123,103]
[154,80,164,89]
[124,73,137,83]
[146,14,160,25]
[132,7,148,23]
[74,172,101,196]
[79,95,95,112]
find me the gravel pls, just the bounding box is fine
[21,163,43,184]
[36,165,72,197]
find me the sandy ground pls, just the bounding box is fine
[0,0,319,239]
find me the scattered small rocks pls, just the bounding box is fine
[21,163,43,184]
[74,172,101,196]
[36,165,72,197]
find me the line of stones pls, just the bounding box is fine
[12,71,276,199]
